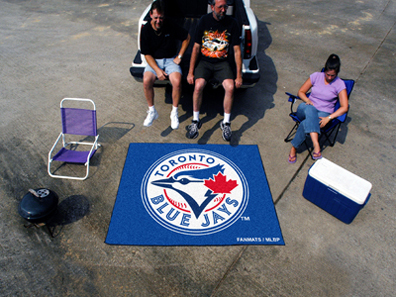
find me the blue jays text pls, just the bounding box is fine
[150,194,239,227]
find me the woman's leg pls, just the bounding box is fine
[290,103,329,153]
[310,132,320,154]
[290,103,320,148]
[310,111,331,154]
[289,104,310,162]
[288,145,297,163]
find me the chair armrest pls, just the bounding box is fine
[285,92,302,114]
[285,92,301,102]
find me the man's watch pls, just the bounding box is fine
[178,55,183,59]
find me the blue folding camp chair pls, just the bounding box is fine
[48,98,101,180]
[284,79,355,157]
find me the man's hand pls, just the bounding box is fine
[235,77,243,89]
[187,73,194,85]
[156,69,168,80]
[173,56,181,65]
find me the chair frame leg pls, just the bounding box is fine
[284,122,299,143]
[322,123,341,147]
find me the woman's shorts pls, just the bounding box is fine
[194,60,234,83]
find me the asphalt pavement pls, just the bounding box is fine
[1,0,395,296]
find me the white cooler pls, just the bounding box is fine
[303,158,372,224]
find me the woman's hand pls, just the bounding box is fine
[305,99,314,106]
[319,116,331,128]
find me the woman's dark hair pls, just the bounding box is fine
[324,54,341,74]
[150,0,165,14]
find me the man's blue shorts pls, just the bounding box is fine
[144,57,182,76]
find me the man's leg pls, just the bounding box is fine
[193,78,206,117]
[222,78,234,119]
[220,78,235,141]
[187,78,206,139]
[143,71,156,107]
[142,71,158,127]
[168,72,182,108]
[168,71,182,129]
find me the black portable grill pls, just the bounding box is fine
[18,188,59,236]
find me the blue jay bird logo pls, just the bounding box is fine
[141,149,249,236]
[151,164,234,219]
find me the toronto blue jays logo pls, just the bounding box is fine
[141,149,249,236]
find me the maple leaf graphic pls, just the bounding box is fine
[204,172,238,194]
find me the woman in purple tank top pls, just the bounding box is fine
[288,54,349,163]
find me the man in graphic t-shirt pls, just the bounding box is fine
[186,0,242,141]
[140,0,190,129]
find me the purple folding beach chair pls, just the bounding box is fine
[48,98,100,180]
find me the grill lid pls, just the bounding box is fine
[18,188,59,222]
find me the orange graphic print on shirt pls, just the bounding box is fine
[201,30,230,59]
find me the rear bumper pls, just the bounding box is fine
[130,51,260,88]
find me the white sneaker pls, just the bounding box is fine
[170,111,179,129]
[143,109,159,127]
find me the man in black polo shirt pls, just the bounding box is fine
[140,0,190,129]
[187,0,242,141]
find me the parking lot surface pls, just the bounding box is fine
[1,0,395,296]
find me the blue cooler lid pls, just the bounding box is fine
[308,158,372,205]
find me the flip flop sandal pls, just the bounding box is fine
[288,154,297,164]
[312,151,322,160]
